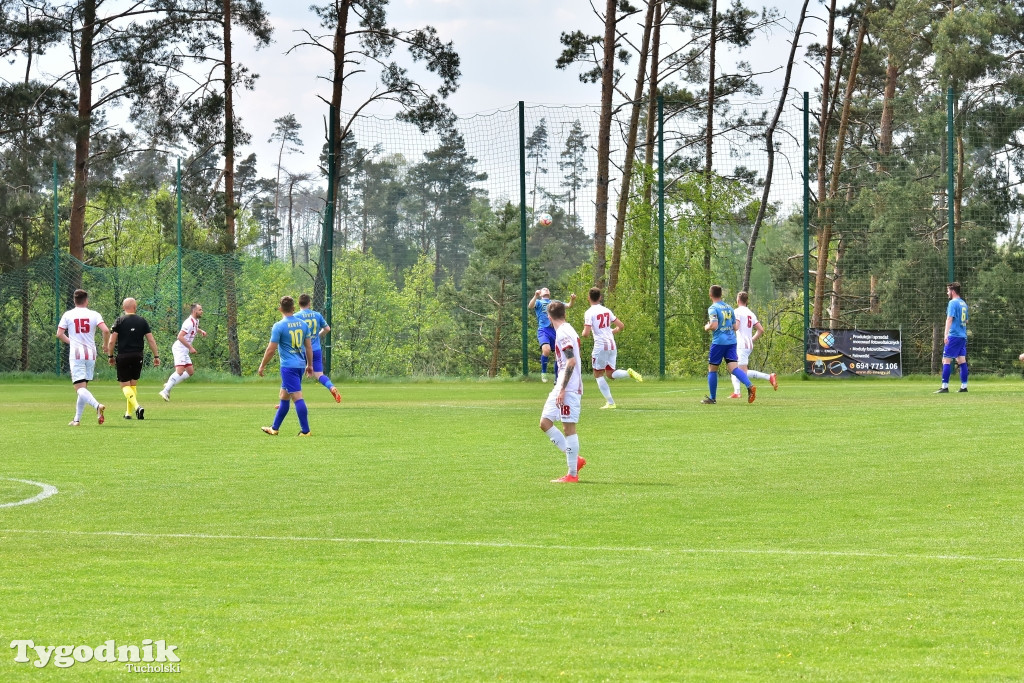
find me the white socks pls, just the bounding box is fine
[165,371,189,392]
[596,377,614,403]
[545,426,567,452]
[565,434,579,475]
[611,369,629,379]
[74,387,98,421]
[733,369,772,393]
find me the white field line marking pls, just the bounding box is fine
[0,479,58,509]
[0,528,1021,565]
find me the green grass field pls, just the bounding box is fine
[2,374,1024,680]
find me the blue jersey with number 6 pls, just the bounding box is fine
[272,316,308,368]
[947,298,968,338]
[708,301,737,345]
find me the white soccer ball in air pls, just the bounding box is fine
[537,213,553,227]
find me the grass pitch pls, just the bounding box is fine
[2,374,1024,679]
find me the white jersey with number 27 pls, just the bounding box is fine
[584,304,618,352]
[58,307,105,361]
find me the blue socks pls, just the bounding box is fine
[959,362,968,385]
[541,355,548,373]
[707,372,718,400]
[942,363,952,384]
[731,367,752,388]
[318,374,334,390]
[272,400,290,430]
[295,399,310,434]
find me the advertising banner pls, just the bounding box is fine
[806,329,902,377]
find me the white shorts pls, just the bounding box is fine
[70,359,96,383]
[541,387,582,424]
[737,347,753,366]
[172,341,193,367]
[592,348,617,372]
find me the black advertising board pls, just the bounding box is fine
[805,329,902,378]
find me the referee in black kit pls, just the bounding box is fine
[106,297,161,420]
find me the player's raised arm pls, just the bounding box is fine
[565,293,576,309]
[528,290,540,308]
[257,341,278,377]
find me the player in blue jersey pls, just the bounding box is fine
[936,281,969,393]
[296,293,342,403]
[701,285,755,404]
[258,296,314,435]
[529,287,576,381]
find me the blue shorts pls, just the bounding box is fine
[943,336,967,359]
[708,343,738,366]
[537,326,556,349]
[280,367,304,393]
[311,348,323,373]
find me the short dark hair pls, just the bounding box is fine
[280,296,295,313]
[190,302,201,313]
[737,291,749,305]
[547,300,566,321]
[588,287,602,303]
[298,293,312,307]
[709,285,723,299]
[947,281,961,295]
[73,289,88,305]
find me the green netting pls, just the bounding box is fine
[2,92,1020,378]
[805,88,1024,375]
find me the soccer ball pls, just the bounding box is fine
[536,213,553,227]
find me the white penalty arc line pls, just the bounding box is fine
[0,528,1022,565]
[0,479,59,509]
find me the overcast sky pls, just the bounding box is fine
[236,0,825,178]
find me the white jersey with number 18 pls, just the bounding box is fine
[554,322,583,395]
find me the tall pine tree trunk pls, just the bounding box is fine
[223,0,242,375]
[68,0,96,292]
[813,0,869,328]
[608,0,657,293]
[741,0,809,291]
[593,0,617,288]
[702,0,718,275]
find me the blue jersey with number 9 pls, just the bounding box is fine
[708,301,737,345]
[272,315,308,368]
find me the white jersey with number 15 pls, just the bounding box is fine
[58,307,105,361]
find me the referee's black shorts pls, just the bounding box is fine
[115,352,144,383]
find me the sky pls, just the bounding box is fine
[235,0,826,178]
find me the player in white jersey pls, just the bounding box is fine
[56,289,110,425]
[159,303,206,401]
[538,300,586,483]
[729,291,778,398]
[582,287,643,409]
